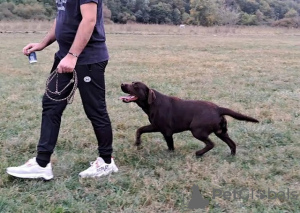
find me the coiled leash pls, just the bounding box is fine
[45,69,78,104]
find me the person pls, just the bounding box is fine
[6,0,118,180]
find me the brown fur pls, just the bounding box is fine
[121,82,259,157]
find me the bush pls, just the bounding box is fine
[0,2,49,20]
[284,8,298,18]
[239,13,258,25]
[217,8,240,25]
[13,3,47,20]
[117,12,136,24]
[0,2,17,20]
[103,5,111,20]
[271,17,300,28]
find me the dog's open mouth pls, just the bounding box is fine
[119,95,138,103]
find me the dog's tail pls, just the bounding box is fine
[218,107,259,123]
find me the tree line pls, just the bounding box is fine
[1,0,300,27]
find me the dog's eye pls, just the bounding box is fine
[132,82,138,88]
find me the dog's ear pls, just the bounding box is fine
[148,89,156,104]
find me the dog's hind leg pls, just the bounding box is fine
[215,132,236,155]
[163,135,174,151]
[135,124,159,146]
[191,130,215,157]
[215,116,236,155]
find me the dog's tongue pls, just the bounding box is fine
[119,95,138,102]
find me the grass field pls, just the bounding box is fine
[0,23,300,213]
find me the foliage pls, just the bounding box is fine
[190,0,219,26]
[1,0,300,27]
[271,17,300,27]
[240,12,259,25]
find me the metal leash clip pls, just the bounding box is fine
[45,69,78,104]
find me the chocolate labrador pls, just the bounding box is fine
[120,82,259,157]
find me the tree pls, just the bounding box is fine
[172,8,182,24]
[217,7,240,25]
[285,8,298,18]
[172,0,185,14]
[182,12,192,24]
[190,0,219,26]
[105,0,122,22]
[269,0,289,20]
[149,2,173,24]
[236,0,259,15]
[133,0,150,23]
[259,1,273,19]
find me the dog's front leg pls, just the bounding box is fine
[163,135,175,151]
[135,124,159,146]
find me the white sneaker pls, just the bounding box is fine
[6,157,54,180]
[79,157,118,178]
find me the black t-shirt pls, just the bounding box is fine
[55,0,109,65]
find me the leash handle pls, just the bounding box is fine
[45,69,78,104]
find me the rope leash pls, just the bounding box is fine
[45,69,78,104]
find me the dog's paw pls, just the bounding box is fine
[134,142,141,146]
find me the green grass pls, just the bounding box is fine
[0,24,300,212]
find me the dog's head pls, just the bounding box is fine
[120,82,156,105]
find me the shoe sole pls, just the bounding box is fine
[6,171,54,180]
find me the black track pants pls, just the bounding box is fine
[37,55,113,163]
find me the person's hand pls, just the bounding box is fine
[22,43,45,56]
[57,54,78,73]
